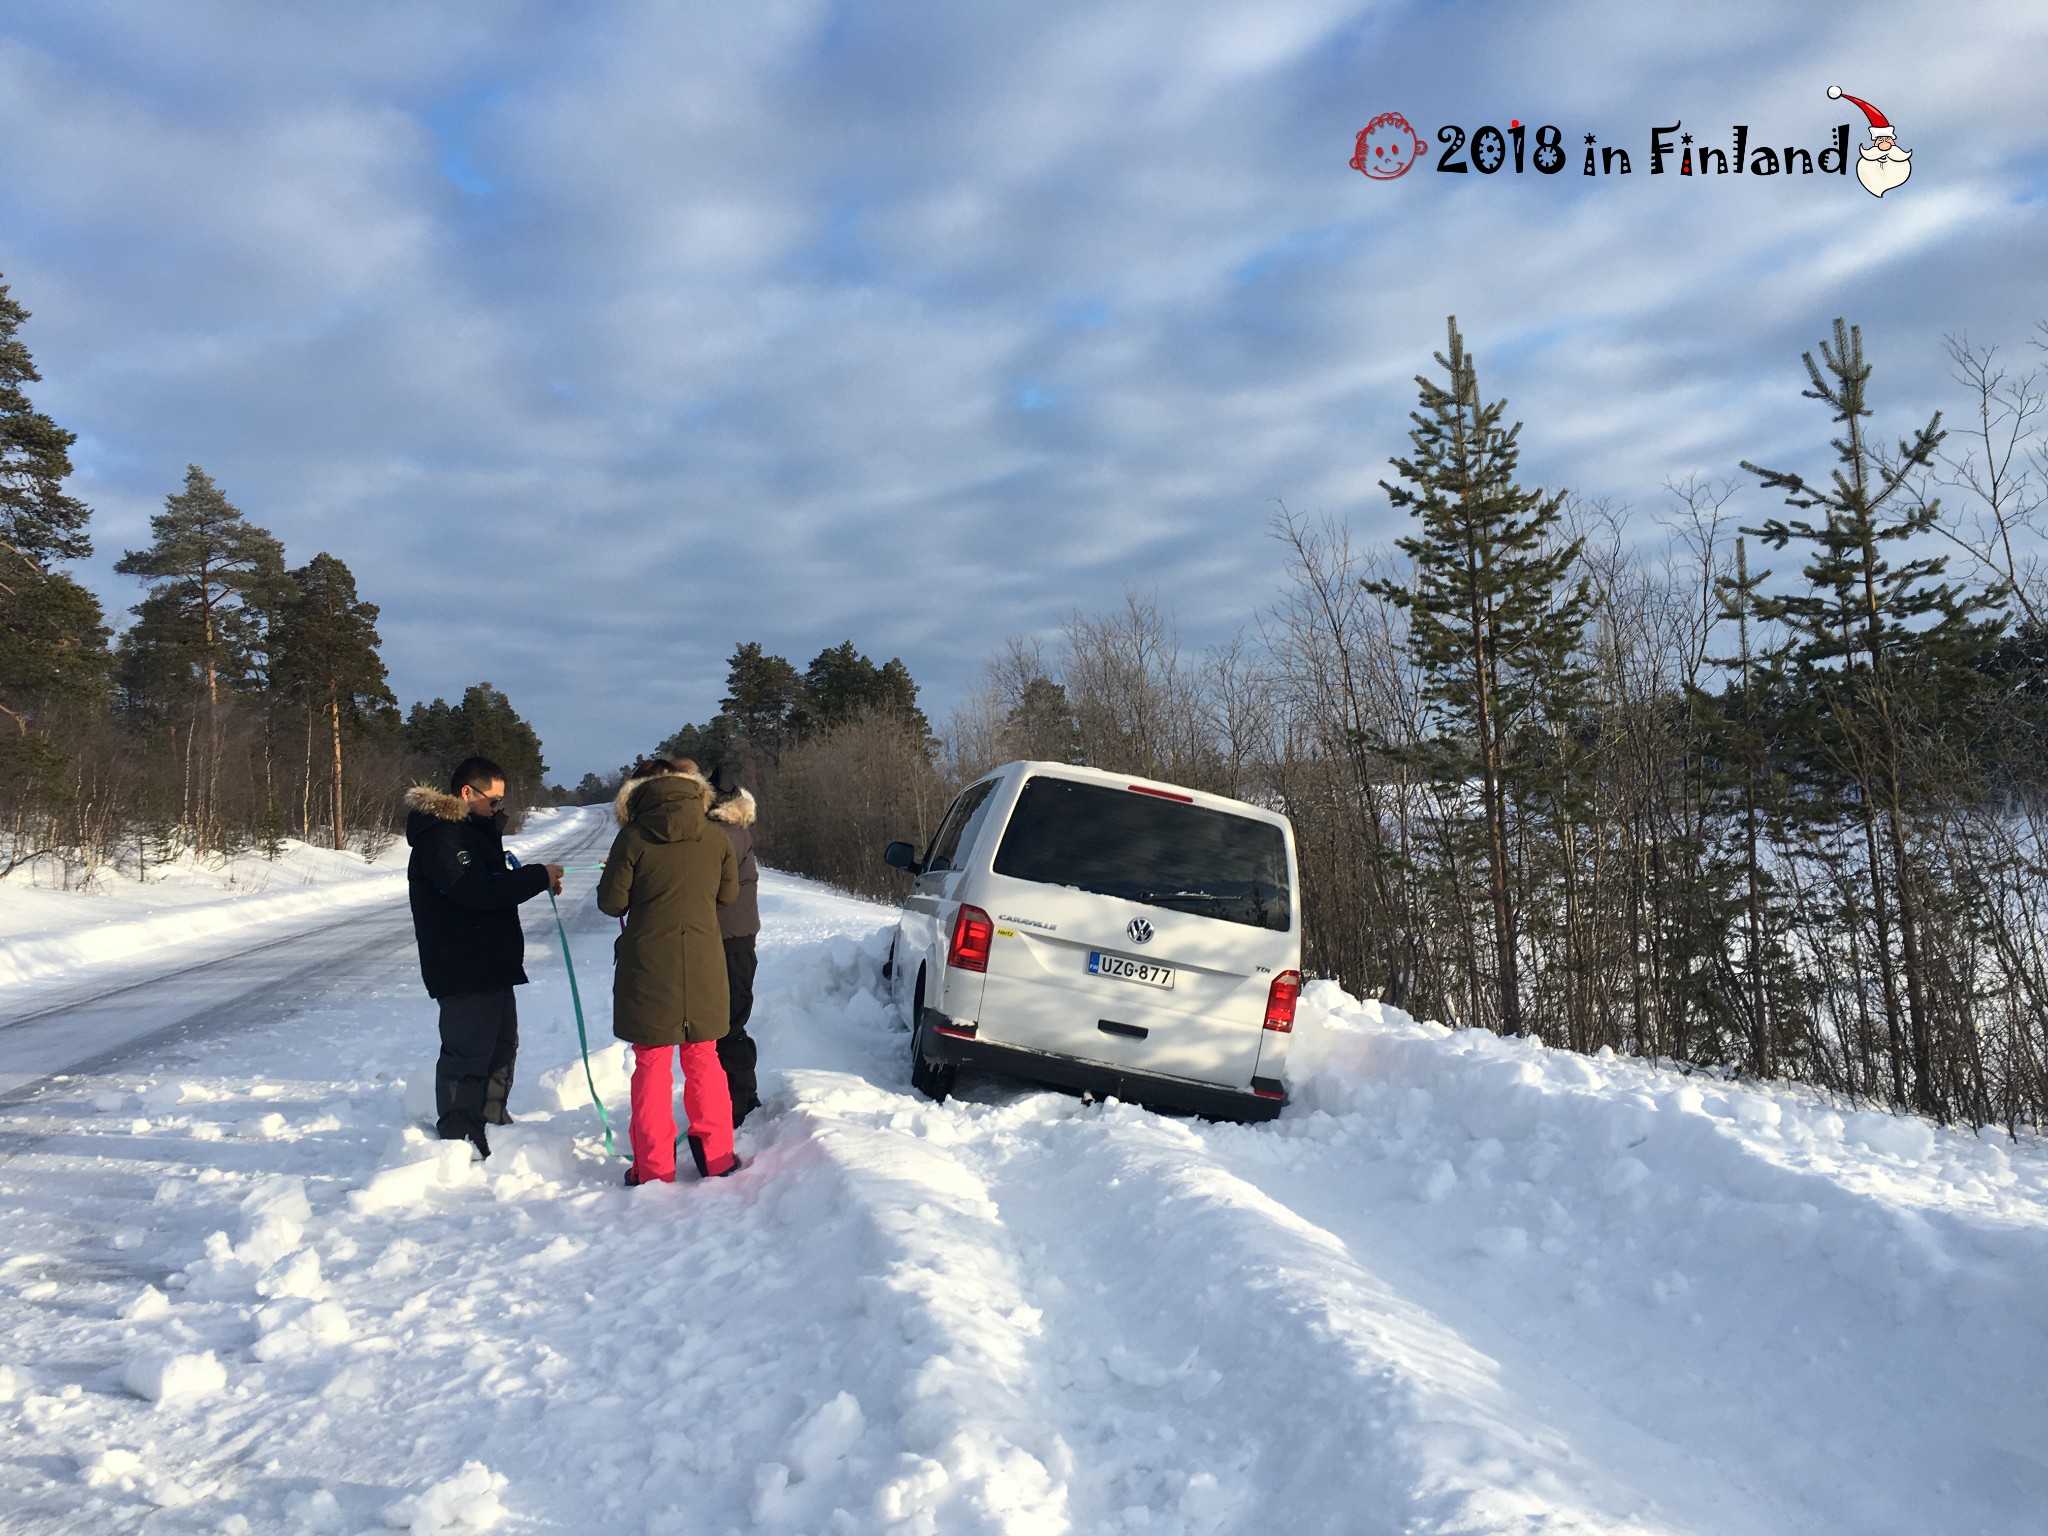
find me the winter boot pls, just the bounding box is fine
[466,1124,491,1161]
[687,1134,742,1179]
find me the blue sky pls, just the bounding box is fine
[3,0,2045,779]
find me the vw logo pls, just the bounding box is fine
[1127,918,1154,945]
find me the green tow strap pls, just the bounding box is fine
[546,887,617,1158]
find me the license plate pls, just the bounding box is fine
[1088,952,1175,989]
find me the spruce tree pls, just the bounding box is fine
[1742,318,2007,1115]
[1007,675,1081,762]
[1366,316,1589,1036]
[1698,537,1806,1080]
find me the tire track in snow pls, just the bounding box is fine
[1256,994,2048,1534]
[786,1077,1080,1536]
[795,1038,1675,1536]
[945,1098,1684,1536]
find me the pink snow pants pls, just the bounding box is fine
[628,1040,736,1182]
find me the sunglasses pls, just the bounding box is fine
[464,787,506,809]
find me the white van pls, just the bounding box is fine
[881,761,1301,1121]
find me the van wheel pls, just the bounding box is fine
[908,971,955,1101]
[911,1019,957,1102]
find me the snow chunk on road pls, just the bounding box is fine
[141,1080,220,1111]
[122,1348,225,1404]
[257,1246,324,1300]
[350,1131,483,1214]
[381,1460,508,1533]
[1413,1159,1456,1202]
[118,1285,170,1321]
[76,1444,199,1506]
[531,1039,631,1113]
[789,1390,866,1480]
[252,1298,352,1361]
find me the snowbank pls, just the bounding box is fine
[3,856,2046,1534]
[0,836,407,989]
[0,808,582,992]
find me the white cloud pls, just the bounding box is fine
[1,0,2043,776]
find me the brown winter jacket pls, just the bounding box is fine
[709,788,760,940]
[596,772,738,1046]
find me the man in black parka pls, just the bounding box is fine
[405,756,563,1157]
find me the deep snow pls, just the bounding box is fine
[2,803,2046,1534]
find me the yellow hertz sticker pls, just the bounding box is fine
[995,928,1017,938]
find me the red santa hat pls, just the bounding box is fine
[1827,86,1896,139]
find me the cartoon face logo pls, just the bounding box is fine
[1828,86,1912,198]
[1350,111,1427,180]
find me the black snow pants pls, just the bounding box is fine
[436,987,519,1140]
[718,935,760,1124]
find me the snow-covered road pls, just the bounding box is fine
[3,803,2046,1535]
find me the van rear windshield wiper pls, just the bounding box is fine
[1138,889,1227,905]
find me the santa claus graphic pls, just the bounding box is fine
[1828,86,1911,198]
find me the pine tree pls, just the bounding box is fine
[113,466,284,846]
[0,277,109,737]
[115,466,284,704]
[1742,318,2007,1115]
[1366,316,1589,1036]
[273,552,397,849]
[657,716,738,775]
[402,683,547,806]
[798,641,934,745]
[721,642,805,776]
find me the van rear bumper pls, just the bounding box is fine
[922,1018,1286,1123]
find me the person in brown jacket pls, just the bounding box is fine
[596,761,742,1184]
[707,765,763,1125]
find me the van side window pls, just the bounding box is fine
[923,779,998,874]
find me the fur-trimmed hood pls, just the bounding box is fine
[405,784,467,823]
[613,770,713,843]
[613,769,713,826]
[708,787,757,828]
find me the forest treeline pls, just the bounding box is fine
[11,260,2048,1130]
[654,315,2048,1133]
[0,278,550,875]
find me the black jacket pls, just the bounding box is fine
[405,786,552,999]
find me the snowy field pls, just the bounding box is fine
[2,803,2046,1534]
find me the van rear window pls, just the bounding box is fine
[991,777,1291,931]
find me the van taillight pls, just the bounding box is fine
[1263,970,1301,1032]
[948,905,994,972]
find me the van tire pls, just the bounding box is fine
[911,1023,956,1101]
[909,971,955,1101]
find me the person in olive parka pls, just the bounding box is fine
[596,760,742,1184]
